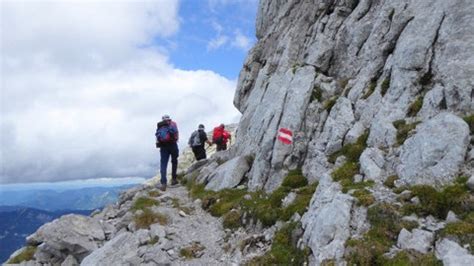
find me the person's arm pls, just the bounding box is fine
[202,132,212,146]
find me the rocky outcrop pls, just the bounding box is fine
[26,214,105,263]
[435,239,474,266]
[397,113,470,186]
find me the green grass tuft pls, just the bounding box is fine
[246,222,309,265]
[134,208,168,229]
[345,203,405,264]
[362,80,377,99]
[311,86,323,102]
[440,220,474,252]
[323,97,338,112]
[353,189,375,206]
[132,197,159,211]
[384,250,441,266]
[332,162,359,182]
[401,180,471,219]
[328,131,369,164]
[393,120,420,146]
[407,96,423,117]
[463,114,474,134]
[223,210,242,229]
[7,246,37,264]
[381,78,390,96]
[180,242,205,259]
[384,175,399,188]
[148,190,161,197]
[282,169,308,188]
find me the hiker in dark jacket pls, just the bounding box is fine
[155,114,179,191]
[188,124,212,161]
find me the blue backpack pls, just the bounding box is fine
[156,123,177,145]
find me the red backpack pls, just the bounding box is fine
[212,127,224,144]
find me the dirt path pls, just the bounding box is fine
[145,185,239,265]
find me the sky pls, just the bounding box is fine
[0,0,258,185]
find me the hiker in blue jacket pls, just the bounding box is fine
[155,114,179,191]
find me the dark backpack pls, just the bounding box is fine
[156,123,177,144]
[189,131,202,147]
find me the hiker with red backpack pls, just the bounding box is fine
[155,115,179,191]
[212,124,231,151]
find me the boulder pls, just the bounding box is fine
[26,214,105,262]
[205,156,250,191]
[397,113,470,186]
[467,175,474,191]
[435,238,474,266]
[345,122,366,145]
[61,255,78,266]
[81,232,140,265]
[397,228,434,254]
[302,174,353,264]
[360,148,385,182]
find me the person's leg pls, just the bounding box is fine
[170,143,179,180]
[222,143,227,151]
[160,147,171,185]
[200,146,207,159]
[192,147,199,160]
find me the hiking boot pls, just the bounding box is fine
[171,178,179,186]
[160,184,167,191]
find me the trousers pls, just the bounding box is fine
[160,143,179,185]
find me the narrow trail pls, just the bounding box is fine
[149,185,235,265]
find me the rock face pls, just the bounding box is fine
[205,156,251,191]
[397,113,470,186]
[26,214,105,263]
[435,238,474,266]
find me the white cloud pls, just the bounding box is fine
[0,0,241,184]
[207,35,229,50]
[231,30,252,51]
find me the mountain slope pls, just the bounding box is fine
[0,207,91,263]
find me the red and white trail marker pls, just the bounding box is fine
[277,128,293,145]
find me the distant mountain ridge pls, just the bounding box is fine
[0,185,134,211]
[0,206,92,263]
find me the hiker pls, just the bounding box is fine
[188,124,212,161]
[155,114,179,191]
[212,124,231,151]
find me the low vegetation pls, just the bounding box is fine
[329,132,374,194]
[180,242,205,259]
[384,175,398,188]
[132,196,159,211]
[441,220,474,253]
[385,250,441,265]
[7,246,37,264]
[463,114,474,134]
[345,203,426,265]
[323,97,338,112]
[186,169,317,229]
[407,96,423,117]
[148,190,161,197]
[352,189,375,206]
[401,176,471,219]
[380,78,390,96]
[134,208,168,229]
[393,120,420,146]
[311,86,323,102]
[328,131,369,163]
[362,80,377,99]
[246,222,309,265]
